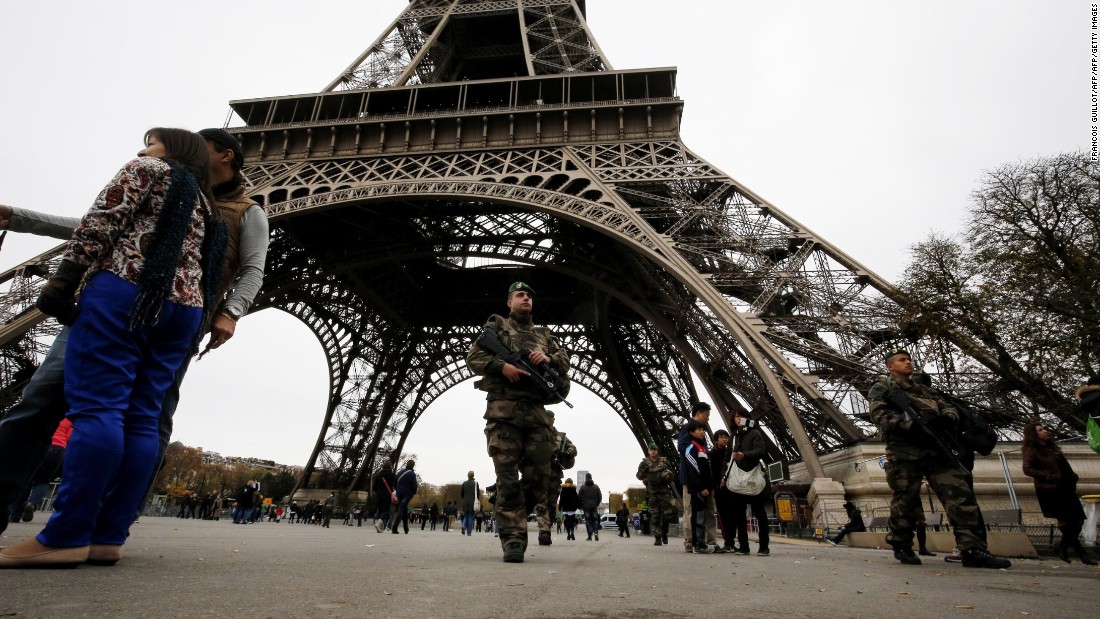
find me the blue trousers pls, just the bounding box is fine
[0,299,193,535]
[462,511,474,535]
[37,272,200,548]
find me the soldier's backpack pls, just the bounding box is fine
[955,402,998,456]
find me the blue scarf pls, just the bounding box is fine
[130,160,227,351]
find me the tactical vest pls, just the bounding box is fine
[473,314,570,403]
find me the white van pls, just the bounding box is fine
[599,513,619,529]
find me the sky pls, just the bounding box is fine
[0,1,1090,497]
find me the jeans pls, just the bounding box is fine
[391,496,412,533]
[583,507,599,537]
[0,328,70,534]
[7,444,66,522]
[38,273,201,548]
[462,512,474,535]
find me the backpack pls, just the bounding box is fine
[955,402,998,456]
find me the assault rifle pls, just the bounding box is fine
[885,389,966,470]
[476,327,573,408]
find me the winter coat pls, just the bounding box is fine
[558,483,580,512]
[578,480,602,510]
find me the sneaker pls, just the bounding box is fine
[733,548,751,555]
[893,548,922,565]
[944,548,962,563]
[693,544,715,554]
[21,503,35,522]
[722,544,736,552]
[374,522,383,533]
[712,545,727,554]
[757,548,770,556]
[827,539,838,547]
[661,536,668,545]
[654,538,663,546]
[502,541,525,563]
[960,548,1011,569]
[594,532,599,541]
[684,545,694,553]
[919,549,937,557]
[538,531,552,546]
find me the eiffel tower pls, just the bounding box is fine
[0,0,1060,497]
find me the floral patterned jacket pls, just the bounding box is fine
[65,157,208,307]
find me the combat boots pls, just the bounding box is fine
[960,548,1011,569]
[538,531,552,546]
[502,541,525,563]
[892,546,922,565]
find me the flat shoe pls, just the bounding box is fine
[0,541,89,569]
[87,544,123,566]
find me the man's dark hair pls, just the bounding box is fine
[691,402,711,415]
[199,127,245,173]
[713,429,730,440]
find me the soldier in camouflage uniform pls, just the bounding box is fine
[869,346,1010,569]
[530,421,577,546]
[636,442,678,546]
[466,282,571,563]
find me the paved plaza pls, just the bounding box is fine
[1,517,1096,618]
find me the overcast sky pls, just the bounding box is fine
[0,1,1089,498]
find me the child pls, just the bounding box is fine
[682,420,714,554]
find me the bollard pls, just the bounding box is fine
[1082,495,1100,547]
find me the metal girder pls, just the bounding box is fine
[0,1,1074,497]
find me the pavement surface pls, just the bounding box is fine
[1,517,1097,618]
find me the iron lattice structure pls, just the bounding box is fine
[0,0,1072,493]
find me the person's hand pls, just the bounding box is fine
[527,350,550,365]
[0,204,12,229]
[34,259,86,326]
[206,313,237,350]
[701,489,710,497]
[35,279,80,325]
[732,451,745,461]
[501,363,530,383]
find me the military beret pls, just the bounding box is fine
[884,345,911,362]
[508,281,535,296]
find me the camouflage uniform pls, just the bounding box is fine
[869,374,987,552]
[467,312,570,554]
[533,430,576,535]
[636,455,678,541]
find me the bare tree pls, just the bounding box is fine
[898,151,1099,432]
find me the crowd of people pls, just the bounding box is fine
[0,125,1094,572]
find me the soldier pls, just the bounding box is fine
[636,442,677,546]
[530,417,576,546]
[466,282,571,563]
[870,346,1010,568]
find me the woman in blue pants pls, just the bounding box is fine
[0,128,225,568]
